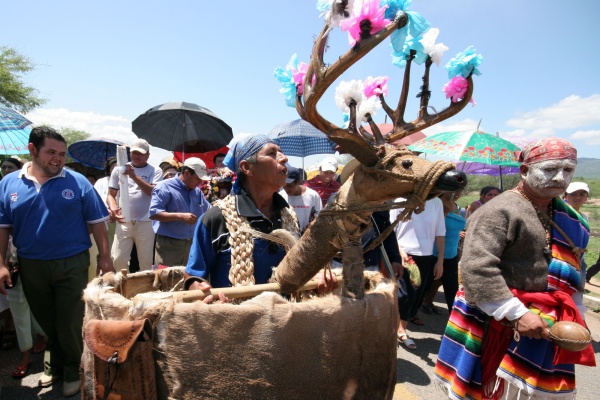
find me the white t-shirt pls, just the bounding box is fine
[279,186,322,232]
[109,163,162,221]
[94,176,111,210]
[390,197,445,256]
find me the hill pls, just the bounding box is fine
[575,158,600,179]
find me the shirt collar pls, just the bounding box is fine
[235,188,289,219]
[19,161,66,180]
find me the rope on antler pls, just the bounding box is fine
[216,195,300,287]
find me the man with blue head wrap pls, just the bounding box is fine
[184,134,301,297]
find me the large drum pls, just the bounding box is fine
[81,268,398,400]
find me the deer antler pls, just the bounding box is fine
[297,14,409,166]
[294,7,475,164]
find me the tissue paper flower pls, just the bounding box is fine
[442,76,475,105]
[363,76,389,98]
[391,28,447,68]
[356,96,381,123]
[317,0,355,27]
[335,80,365,111]
[445,46,483,79]
[420,28,448,66]
[382,0,430,53]
[274,54,300,107]
[292,62,309,95]
[339,0,390,47]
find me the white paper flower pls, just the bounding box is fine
[335,79,365,111]
[420,28,449,66]
[356,96,381,123]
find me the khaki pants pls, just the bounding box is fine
[154,234,192,267]
[112,220,155,271]
[19,251,89,382]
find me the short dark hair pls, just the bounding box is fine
[1,157,23,170]
[29,126,66,152]
[105,157,117,176]
[213,153,226,163]
[480,186,501,197]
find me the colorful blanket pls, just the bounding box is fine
[434,198,591,399]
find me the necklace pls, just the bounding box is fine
[516,187,553,256]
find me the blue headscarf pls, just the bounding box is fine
[224,134,275,194]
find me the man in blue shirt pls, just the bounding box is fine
[0,127,113,397]
[149,157,211,266]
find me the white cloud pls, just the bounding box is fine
[506,94,600,132]
[25,107,172,167]
[570,129,600,145]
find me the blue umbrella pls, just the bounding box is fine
[68,138,130,170]
[0,106,32,155]
[268,119,336,168]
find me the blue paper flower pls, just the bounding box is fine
[382,0,430,53]
[390,34,426,68]
[445,46,483,79]
[274,54,299,108]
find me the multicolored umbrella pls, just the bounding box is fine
[0,106,32,155]
[456,161,520,176]
[408,129,521,166]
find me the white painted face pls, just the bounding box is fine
[522,159,576,198]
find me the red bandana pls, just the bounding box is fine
[518,137,577,165]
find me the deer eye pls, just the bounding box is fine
[402,160,413,169]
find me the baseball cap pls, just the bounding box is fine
[183,157,210,180]
[565,182,590,194]
[130,138,150,154]
[320,156,338,173]
[286,166,302,184]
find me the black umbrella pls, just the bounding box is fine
[132,101,233,153]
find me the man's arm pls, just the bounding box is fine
[106,187,124,223]
[124,165,155,196]
[0,227,12,294]
[151,211,197,224]
[90,222,114,275]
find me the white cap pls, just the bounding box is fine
[130,138,150,154]
[565,182,590,194]
[184,157,210,180]
[320,156,338,173]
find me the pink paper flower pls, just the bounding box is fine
[292,62,308,95]
[442,76,476,105]
[363,76,389,98]
[340,0,390,47]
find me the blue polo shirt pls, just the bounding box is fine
[149,174,211,240]
[0,164,109,260]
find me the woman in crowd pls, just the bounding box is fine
[465,186,501,218]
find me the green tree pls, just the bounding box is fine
[0,46,47,113]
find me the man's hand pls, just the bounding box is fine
[180,213,198,225]
[513,311,550,340]
[188,280,229,304]
[399,248,410,265]
[391,262,403,280]
[122,164,137,179]
[433,259,444,280]
[0,264,11,295]
[109,207,125,223]
[314,268,339,295]
[97,255,115,276]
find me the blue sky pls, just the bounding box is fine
[3,0,599,169]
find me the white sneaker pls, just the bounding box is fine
[62,380,81,397]
[38,373,60,387]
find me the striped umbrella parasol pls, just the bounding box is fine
[0,106,32,155]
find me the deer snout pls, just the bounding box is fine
[434,170,468,192]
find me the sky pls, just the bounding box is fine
[3,0,600,170]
